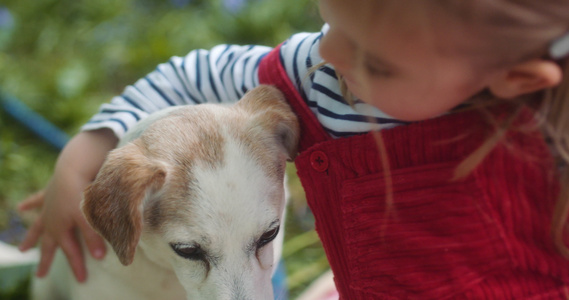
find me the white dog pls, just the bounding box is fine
[32,85,299,300]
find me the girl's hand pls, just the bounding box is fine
[18,182,106,282]
[17,129,118,283]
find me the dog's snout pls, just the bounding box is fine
[229,284,250,300]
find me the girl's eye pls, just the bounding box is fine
[257,226,280,249]
[170,243,206,261]
[365,64,392,77]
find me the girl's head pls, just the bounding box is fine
[318,0,569,121]
[318,0,569,258]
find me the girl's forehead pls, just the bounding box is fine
[322,0,468,53]
[321,0,455,38]
[322,0,562,69]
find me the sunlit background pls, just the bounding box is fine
[0,0,327,298]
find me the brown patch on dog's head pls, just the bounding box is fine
[140,108,225,171]
[143,166,195,231]
[82,141,166,265]
[234,85,300,177]
[138,88,298,232]
[136,108,226,231]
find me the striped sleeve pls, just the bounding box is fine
[279,25,407,138]
[82,44,271,138]
[83,26,407,140]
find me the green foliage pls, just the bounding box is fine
[0,276,30,300]
[0,0,321,131]
[0,0,321,206]
[0,0,327,298]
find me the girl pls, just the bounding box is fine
[19,0,569,298]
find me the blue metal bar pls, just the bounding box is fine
[0,91,69,151]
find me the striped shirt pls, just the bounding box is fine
[82,25,405,139]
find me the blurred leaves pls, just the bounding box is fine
[0,0,321,130]
[0,0,321,202]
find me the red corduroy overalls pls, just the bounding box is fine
[259,45,569,299]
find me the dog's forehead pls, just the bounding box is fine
[193,147,283,229]
[145,143,284,247]
[138,106,225,167]
[139,103,282,171]
[142,104,285,237]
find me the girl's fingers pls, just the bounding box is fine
[36,237,57,278]
[78,218,106,260]
[59,232,87,283]
[18,217,44,252]
[20,218,91,283]
[18,190,46,211]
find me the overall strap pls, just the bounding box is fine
[258,44,331,151]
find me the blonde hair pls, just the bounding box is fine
[326,0,569,257]
[540,58,569,258]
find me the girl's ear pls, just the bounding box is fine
[488,59,563,99]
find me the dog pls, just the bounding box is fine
[32,85,299,300]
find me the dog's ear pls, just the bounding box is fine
[237,85,300,160]
[82,142,166,266]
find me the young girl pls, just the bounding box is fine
[19,0,569,298]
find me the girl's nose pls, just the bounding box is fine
[319,27,354,73]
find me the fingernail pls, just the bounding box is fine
[93,248,104,259]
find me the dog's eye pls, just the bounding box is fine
[257,226,280,249]
[170,243,206,261]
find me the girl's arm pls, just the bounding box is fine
[82,44,272,138]
[19,129,118,282]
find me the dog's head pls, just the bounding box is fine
[81,85,299,299]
